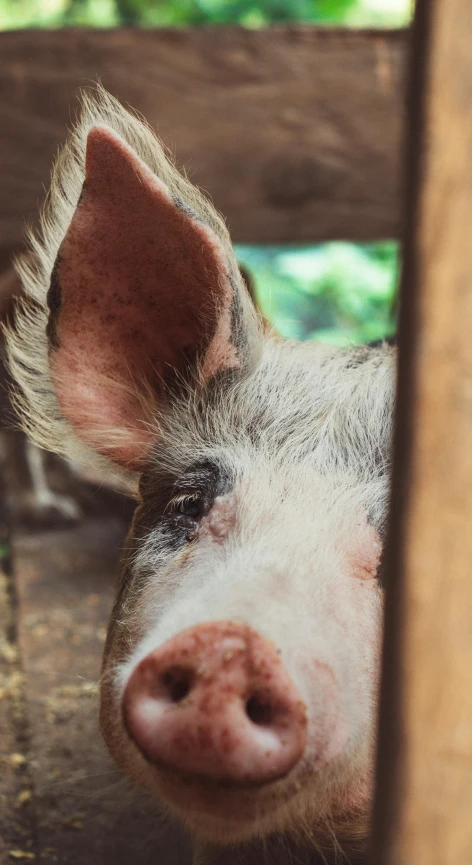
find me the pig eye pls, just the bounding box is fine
[167,491,206,541]
[168,491,205,523]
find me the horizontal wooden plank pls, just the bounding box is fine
[0,27,406,246]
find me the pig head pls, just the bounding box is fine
[5,87,395,860]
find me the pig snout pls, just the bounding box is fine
[122,621,307,786]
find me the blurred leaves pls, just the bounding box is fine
[0,0,412,29]
[236,242,398,345]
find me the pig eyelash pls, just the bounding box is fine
[164,489,209,543]
[167,490,204,520]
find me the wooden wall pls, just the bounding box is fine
[0,27,406,248]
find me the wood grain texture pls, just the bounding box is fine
[372,0,472,863]
[0,27,406,246]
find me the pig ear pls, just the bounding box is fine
[47,126,258,470]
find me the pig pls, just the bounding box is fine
[4,87,395,864]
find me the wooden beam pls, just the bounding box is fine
[0,27,406,246]
[372,0,472,863]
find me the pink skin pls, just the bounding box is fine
[203,495,237,540]
[50,127,238,468]
[123,621,308,785]
[115,489,380,844]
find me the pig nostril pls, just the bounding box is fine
[245,694,276,726]
[126,625,309,785]
[161,667,194,703]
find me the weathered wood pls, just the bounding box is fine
[372,0,472,863]
[0,27,406,246]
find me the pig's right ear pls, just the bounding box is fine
[42,127,260,470]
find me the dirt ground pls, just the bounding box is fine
[0,488,192,864]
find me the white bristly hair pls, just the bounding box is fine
[4,84,395,506]
[4,84,399,854]
[4,84,257,485]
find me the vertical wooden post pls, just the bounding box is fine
[372,0,472,863]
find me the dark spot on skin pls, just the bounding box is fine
[228,269,250,367]
[345,347,375,370]
[76,180,86,207]
[238,264,256,306]
[367,336,397,349]
[172,193,200,222]
[46,183,89,353]
[345,339,396,370]
[46,255,63,351]
[375,552,386,588]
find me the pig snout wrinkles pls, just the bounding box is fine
[122,621,308,786]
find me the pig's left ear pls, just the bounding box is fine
[47,126,260,470]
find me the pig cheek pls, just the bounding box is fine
[353,580,383,661]
[129,557,189,640]
[347,536,383,659]
[350,581,383,703]
[303,661,348,770]
[135,494,238,631]
[119,497,237,657]
[348,521,382,582]
[321,579,381,754]
[344,767,376,813]
[346,582,383,768]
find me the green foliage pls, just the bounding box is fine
[0,0,405,344]
[236,242,398,345]
[0,0,412,29]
